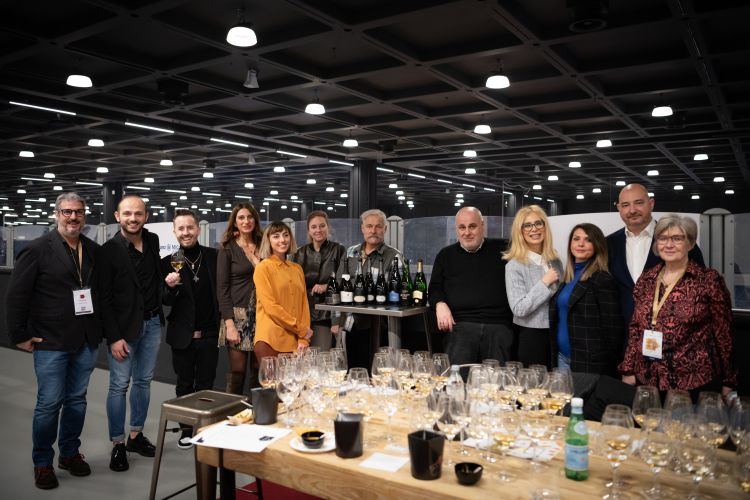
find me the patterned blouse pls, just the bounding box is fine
[619,259,736,391]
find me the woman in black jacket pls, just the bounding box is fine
[549,223,623,375]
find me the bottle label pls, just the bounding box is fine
[353,296,366,303]
[564,444,589,472]
[388,291,399,303]
[367,294,375,302]
[376,295,386,303]
[412,290,423,299]
[574,422,588,435]
[341,291,353,302]
[330,293,341,305]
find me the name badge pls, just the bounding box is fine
[642,329,663,359]
[73,287,94,316]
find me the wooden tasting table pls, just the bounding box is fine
[315,303,432,354]
[196,412,744,500]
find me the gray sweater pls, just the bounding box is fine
[504,257,563,328]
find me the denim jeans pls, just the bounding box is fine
[557,352,571,370]
[32,344,98,467]
[106,316,161,442]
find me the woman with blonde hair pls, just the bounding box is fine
[549,223,623,374]
[216,203,262,394]
[253,221,312,360]
[503,205,563,367]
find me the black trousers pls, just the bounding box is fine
[171,336,219,398]
[517,326,551,368]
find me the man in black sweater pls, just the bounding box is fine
[428,207,513,369]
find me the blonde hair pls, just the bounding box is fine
[562,223,609,282]
[258,221,297,259]
[502,205,558,263]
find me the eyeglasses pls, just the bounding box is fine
[656,234,686,245]
[58,209,86,217]
[522,220,545,231]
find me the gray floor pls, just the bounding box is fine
[0,347,253,499]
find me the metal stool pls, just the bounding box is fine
[149,390,248,500]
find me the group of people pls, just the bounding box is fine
[5,182,736,491]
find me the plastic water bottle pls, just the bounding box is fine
[564,397,589,481]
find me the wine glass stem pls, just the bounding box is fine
[611,463,620,495]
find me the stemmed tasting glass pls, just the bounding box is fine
[412,356,435,397]
[379,375,401,441]
[170,249,185,284]
[736,439,750,494]
[482,358,500,370]
[467,400,494,463]
[696,391,728,448]
[396,354,414,396]
[258,356,277,389]
[436,394,464,466]
[466,366,489,401]
[276,363,302,427]
[432,353,450,389]
[497,368,520,409]
[528,364,548,385]
[681,437,715,500]
[505,361,523,378]
[600,404,635,499]
[520,408,550,465]
[632,385,661,429]
[639,423,672,498]
[329,349,348,383]
[422,390,442,430]
[492,409,519,482]
[729,396,750,448]
[541,372,568,416]
[517,368,543,410]
[371,352,394,386]
[347,367,369,387]
[551,367,574,404]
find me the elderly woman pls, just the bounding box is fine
[253,221,312,359]
[503,205,563,367]
[619,214,735,399]
[549,223,623,374]
[216,203,263,394]
[291,211,346,351]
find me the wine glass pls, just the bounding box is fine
[258,356,277,389]
[482,358,500,370]
[517,368,542,410]
[528,364,548,385]
[639,428,672,498]
[347,367,369,387]
[421,390,442,430]
[551,366,574,403]
[276,364,301,427]
[371,352,394,386]
[170,249,185,284]
[329,349,348,383]
[696,391,728,448]
[736,439,750,494]
[497,367,520,408]
[379,376,401,441]
[600,404,634,499]
[632,385,661,429]
[505,361,523,377]
[730,396,750,448]
[467,400,494,463]
[492,409,519,482]
[432,353,450,389]
[466,366,489,401]
[681,439,715,500]
[436,395,464,466]
[642,408,669,434]
[541,372,568,416]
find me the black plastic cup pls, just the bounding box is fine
[408,430,445,480]
[250,387,278,425]
[334,413,363,458]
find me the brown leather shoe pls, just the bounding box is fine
[34,465,59,489]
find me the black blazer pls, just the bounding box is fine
[99,228,163,344]
[606,226,705,327]
[549,271,623,376]
[160,245,219,349]
[6,229,102,351]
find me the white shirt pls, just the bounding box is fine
[625,218,656,284]
[527,251,543,267]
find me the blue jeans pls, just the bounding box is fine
[32,344,98,467]
[106,316,161,442]
[557,352,571,370]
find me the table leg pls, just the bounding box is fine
[422,312,432,354]
[219,463,236,500]
[387,317,401,349]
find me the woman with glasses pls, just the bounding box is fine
[549,223,623,374]
[503,205,563,367]
[619,214,735,401]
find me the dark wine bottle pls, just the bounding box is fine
[340,273,353,305]
[365,267,375,304]
[375,260,387,304]
[387,256,401,304]
[399,258,412,306]
[412,258,428,306]
[353,261,366,305]
[325,269,341,305]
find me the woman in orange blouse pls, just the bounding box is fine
[253,221,312,360]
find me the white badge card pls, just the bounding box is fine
[72,288,94,316]
[642,329,663,359]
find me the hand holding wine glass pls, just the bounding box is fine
[169,249,185,286]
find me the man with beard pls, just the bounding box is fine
[161,210,219,449]
[99,195,163,472]
[6,192,102,489]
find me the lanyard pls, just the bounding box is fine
[68,242,84,288]
[651,267,684,328]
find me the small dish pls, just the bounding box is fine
[290,436,336,454]
[455,462,483,485]
[301,430,325,449]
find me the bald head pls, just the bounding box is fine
[455,206,485,251]
[117,195,146,212]
[616,183,654,234]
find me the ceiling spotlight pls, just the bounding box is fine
[306,178,316,184]
[465,167,476,174]
[651,105,673,117]
[53,185,62,191]
[486,60,510,89]
[396,190,404,195]
[243,68,259,89]
[674,185,683,190]
[244,183,254,189]
[691,195,700,200]
[463,149,477,158]
[568,161,581,168]
[273,166,285,173]
[647,170,659,176]
[191,186,200,191]
[326,186,335,192]
[596,139,612,148]
[713,176,725,183]
[725,189,735,195]
[96,166,109,173]
[226,8,258,47]
[532,184,542,190]
[44,172,55,179]
[473,123,491,134]
[270,190,278,195]
[343,138,358,148]
[592,187,602,193]
[66,74,93,88]
[203,171,214,178]
[616,180,626,186]
[389,184,398,189]
[17,189,26,194]
[305,91,325,115]
[694,153,709,161]
[144,177,155,183]
[576,194,584,199]
[340,193,348,198]
[160,158,173,166]
[648,192,654,197]
[88,138,104,147]
[19,151,35,158]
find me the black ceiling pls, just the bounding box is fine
[1,0,749,224]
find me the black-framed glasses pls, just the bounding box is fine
[58,209,86,217]
[522,220,545,231]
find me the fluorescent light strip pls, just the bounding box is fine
[234,195,253,200]
[335,203,347,207]
[314,201,326,206]
[125,121,175,134]
[483,187,496,192]
[329,160,354,166]
[462,183,475,188]
[437,179,452,184]
[202,192,221,197]
[125,185,151,191]
[21,177,52,182]
[276,149,306,158]
[210,137,249,148]
[407,173,426,179]
[376,167,394,173]
[75,181,103,186]
[10,100,76,116]
[264,197,280,202]
[164,189,186,194]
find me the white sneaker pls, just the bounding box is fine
[177,433,193,450]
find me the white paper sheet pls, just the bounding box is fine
[359,452,410,473]
[191,421,292,453]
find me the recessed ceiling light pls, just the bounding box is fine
[96,166,109,173]
[88,139,104,147]
[160,159,173,166]
[203,172,214,178]
[532,184,542,190]
[463,150,477,158]
[674,185,683,190]
[465,167,476,174]
[473,124,491,134]
[648,192,654,197]
[53,185,62,191]
[389,183,398,189]
[616,180,626,186]
[725,189,735,195]
[17,189,26,194]
[651,105,673,117]
[691,195,700,200]
[43,172,55,179]
[19,150,35,158]
[326,186,335,192]
[66,74,93,88]
[398,196,405,200]
[396,190,404,195]
[340,193,348,198]
[647,170,659,176]
[456,193,463,198]
[144,177,154,183]
[569,161,581,168]
[548,175,558,181]
[343,138,358,148]
[485,73,510,89]
[273,166,285,173]
[596,139,612,148]
[592,187,602,193]
[694,153,709,161]
[306,178,316,185]
[244,183,254,189]
[576,194,584,199]
[270,190,278,195]
[713,176,725,183]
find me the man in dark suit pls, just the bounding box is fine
[99,195,163,472]
[161,210,219,449]
[6,192,102,489]
[606,183,704,331]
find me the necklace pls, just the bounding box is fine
[185,251,202,282]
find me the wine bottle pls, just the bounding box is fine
[353,261,366,305]
[325,269,341,305]
[399,258,412,306]
[564,397,589,481]
[365,267,375,304]
[340,273,353,305]
[387,256,401,304]
[412,258,428,306]
[375,261,387,304]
